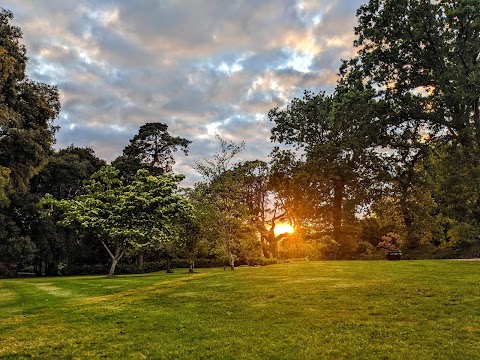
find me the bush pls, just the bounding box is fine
[190,259,224,268]
[61,264,109,276]
[0,262,17,278]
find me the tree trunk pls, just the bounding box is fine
[474,96,480,142]
[260,235,271,258]
[332,181,344,244]
[101,241,124,278]
[33,261,42,277]
[108,257,119,277]
[137,251,144,270]
[398,181,419,249]
[269,233,279,259]
[166,258,174,273]
[189,259,195,273]
[45,261,58,276]
[226,236,235,270]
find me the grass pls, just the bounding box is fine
[1,260,479,359]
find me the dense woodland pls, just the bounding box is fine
[1,0,479,277]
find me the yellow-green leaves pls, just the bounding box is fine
[40,166,192,276]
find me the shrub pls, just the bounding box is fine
[61,264,109,276]
[60,257,278,276]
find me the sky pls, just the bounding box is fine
[3,0,366,186]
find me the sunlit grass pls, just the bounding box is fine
[1,261,479,359]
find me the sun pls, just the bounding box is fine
[274,223,294,236]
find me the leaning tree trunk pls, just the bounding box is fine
[267,230,279,258]
[108,257,120,277]
[101,240,125,278]
[108,247,125,277]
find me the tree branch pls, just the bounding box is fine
[100,240,115,260]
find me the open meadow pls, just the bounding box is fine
[1,261,479,359]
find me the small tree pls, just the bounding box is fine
[194,137,258,270]
[40,166,191,277]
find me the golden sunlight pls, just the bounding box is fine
[274,223,294,236]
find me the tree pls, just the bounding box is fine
[21,146,107,274]
[41,166,191,277]
[269,82,386,254]
[352,0,480,148]
[113,122,191,178]
[194,137,259,269]
[0,196,37,277]
[0,9,60,195]
[112,122,191,268]
[174,209,204,273]
[0,8,60,274]
[348,0,480,250]
[233,160,290,258]
[31,146,106,199]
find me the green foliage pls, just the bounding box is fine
[270,84,386,250]
[0,166,11,202]
[30,146,106,199]
[344,0,480,252]
[113,122,191,178]
[41,166,192,276]
[193,137,259,268]
[0,8,60,195]
[352,0,480,146]
[0,8,60,272]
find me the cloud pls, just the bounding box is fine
[2,0,366,185]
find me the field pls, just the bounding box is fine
[1,261,479,359]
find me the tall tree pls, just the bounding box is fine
[348,0,480,249]
[194,137,258,269]
[113,122,191,178]
[269,82,386,252]
[112,123,190,268]
[234,160,290,258]
[0,8,60,274]
[0,9,60,195]
[351,0,480,147]
[26,146,106,274]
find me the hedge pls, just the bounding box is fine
[61,257,278,276]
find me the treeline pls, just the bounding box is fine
[1,1,480,277]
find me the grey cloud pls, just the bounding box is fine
[3,0,365,185]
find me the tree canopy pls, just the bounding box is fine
[113,122,191,178]
[42,166,192,276]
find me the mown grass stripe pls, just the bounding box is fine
[0,261,479,359]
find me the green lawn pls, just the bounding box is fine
[1,261,479,359]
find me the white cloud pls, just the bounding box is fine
[2,0,366,184]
